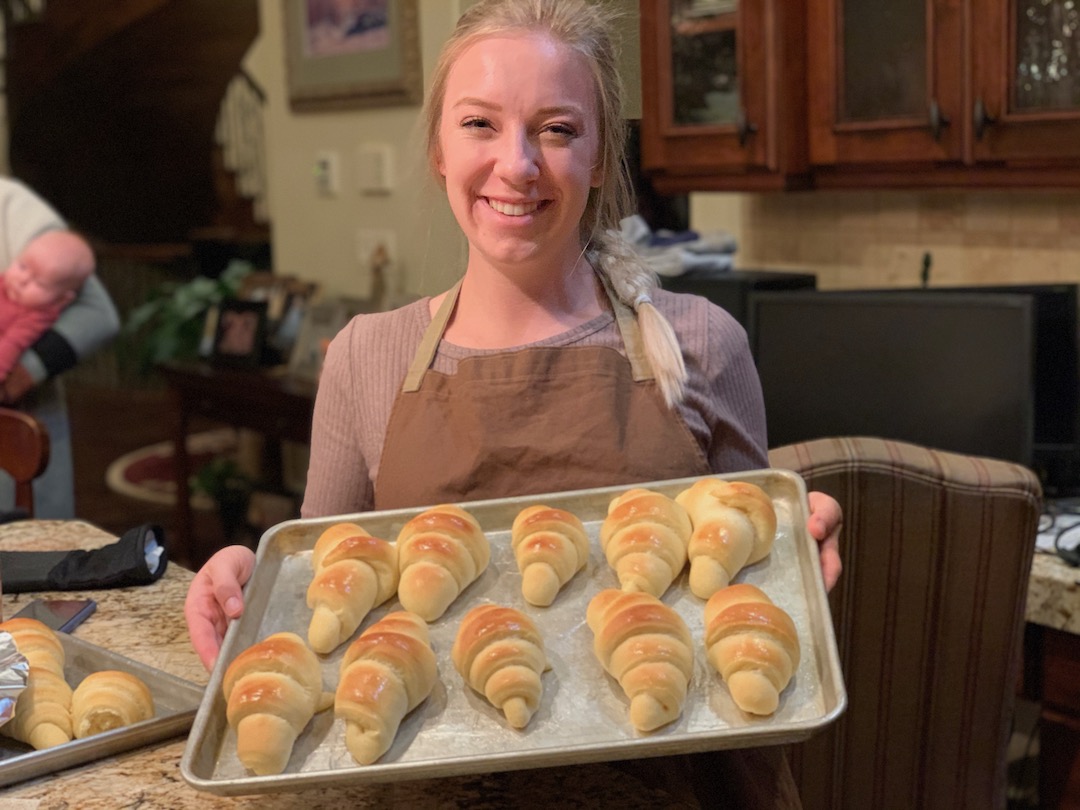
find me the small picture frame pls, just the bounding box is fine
[211,300,268,368]
[287,299,348,381]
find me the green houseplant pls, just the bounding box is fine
[122,259,252,376]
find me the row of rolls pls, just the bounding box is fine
[0,618,155,750]
[224,477,803,776]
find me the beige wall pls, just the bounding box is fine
[692,189,1080,290]
[251,0,640,301]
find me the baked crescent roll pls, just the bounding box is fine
[510,505,590,606]
[71,670,155,738]
[335,610,438,764]
[452,604,548,729]
[1,667,73,749]
[675,478,777,599]
[704,583,801,716]
[396,504,490,621]
[222,631,333,775]
[599,488,691,598]
[307,522,399,654]
[586,588,694,732]
[0,617,65,676]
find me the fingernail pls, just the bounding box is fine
[225,597,241,615]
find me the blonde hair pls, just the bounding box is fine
[423,0,686,406]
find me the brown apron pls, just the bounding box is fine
[374,275,800,809]
[375,276,710,509]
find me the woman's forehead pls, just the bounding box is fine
[445,31,597,111]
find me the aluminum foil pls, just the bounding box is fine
[0,631,29,730]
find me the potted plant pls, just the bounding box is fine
[121,259,252,376]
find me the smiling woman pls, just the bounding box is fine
[185,3,843,805]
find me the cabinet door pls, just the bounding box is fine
[639,0,807,190]
[807,0,965,167]
[971,0,1080,162]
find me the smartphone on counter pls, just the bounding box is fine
[11,599,97,633]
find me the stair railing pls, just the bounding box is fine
[215,66,268,224]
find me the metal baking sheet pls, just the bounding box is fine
[0,631,205,788]
[182,468,846,796]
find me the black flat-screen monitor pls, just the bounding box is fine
[748,290,1036,468]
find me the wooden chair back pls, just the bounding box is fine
[0,406,50,515]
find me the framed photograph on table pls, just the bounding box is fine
[211,300,268,369]
[287,300,348,382]
[283,0,422,111]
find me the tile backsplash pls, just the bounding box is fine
[694,190,1080,290]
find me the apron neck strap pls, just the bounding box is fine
[402,279,462,393]
[400,271,654,393]
[597,271,654,382]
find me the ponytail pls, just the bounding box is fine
[590,230,687,407]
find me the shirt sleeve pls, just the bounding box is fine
[300,321,373,517]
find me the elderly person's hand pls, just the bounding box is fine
[807,491,843,592]
[184,545,256,671]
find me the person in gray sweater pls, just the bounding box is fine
[0,175,120,518]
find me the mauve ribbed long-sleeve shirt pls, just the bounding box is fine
[301,287,768,518]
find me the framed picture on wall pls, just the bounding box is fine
[283,0,423,111]
[211,300,269,368]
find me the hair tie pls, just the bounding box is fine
[633,293,652,309]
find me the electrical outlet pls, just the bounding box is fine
[356,143,394,194]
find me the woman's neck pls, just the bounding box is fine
[435,253,606,349]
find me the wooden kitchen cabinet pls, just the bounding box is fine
[638,0,809,193]
[807,0,1080,187]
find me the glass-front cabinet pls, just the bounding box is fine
[639,0,809,192]
[808,0,1080,174]
[972,0,1080,162]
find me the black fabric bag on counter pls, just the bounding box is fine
[0,524,168,593]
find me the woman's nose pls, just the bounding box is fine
[495,129,540,184]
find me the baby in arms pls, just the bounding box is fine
[0,230,94,384]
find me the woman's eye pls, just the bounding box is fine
[462,117,490,130]
[544,123,578,139]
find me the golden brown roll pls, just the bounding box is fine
[1,667,73,749]
[0,617,65,676]
[396,504,490,621]
[704,583,800,716]
[510,505,590,606]
[335,610,438,765]
[599,488,691,598]
[222,631,332,775]
[675,478,777,599]
[586,588,694,732]
[71,670,155,738]
[451,604,547,729]
[306,522,399,654]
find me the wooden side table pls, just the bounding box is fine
[158,360,316,567]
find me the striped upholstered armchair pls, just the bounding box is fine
[768,437,1042,810]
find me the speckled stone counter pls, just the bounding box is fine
[0,521,701,809]
[1026,551,1080,634]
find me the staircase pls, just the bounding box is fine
[2,0,264,246]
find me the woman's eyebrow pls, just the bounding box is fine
[451,97,585,118]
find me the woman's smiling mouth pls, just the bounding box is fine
[486,198,546,216]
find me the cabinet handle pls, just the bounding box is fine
[736,109,758,147]
[929,99,951,141]
[973,98,997,141]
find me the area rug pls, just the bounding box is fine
[105,428,238,509]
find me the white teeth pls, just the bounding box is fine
[488,198,539,216]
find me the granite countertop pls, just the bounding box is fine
[0,521,699,810]
[1026,551,1080,634]
[2,521,1074,809]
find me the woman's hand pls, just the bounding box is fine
[807,491,843,592]
[184,545,257,672]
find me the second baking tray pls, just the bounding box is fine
[182,468,846,795]
[0,632,204,789]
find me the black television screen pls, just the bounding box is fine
[748,290,1036,467]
